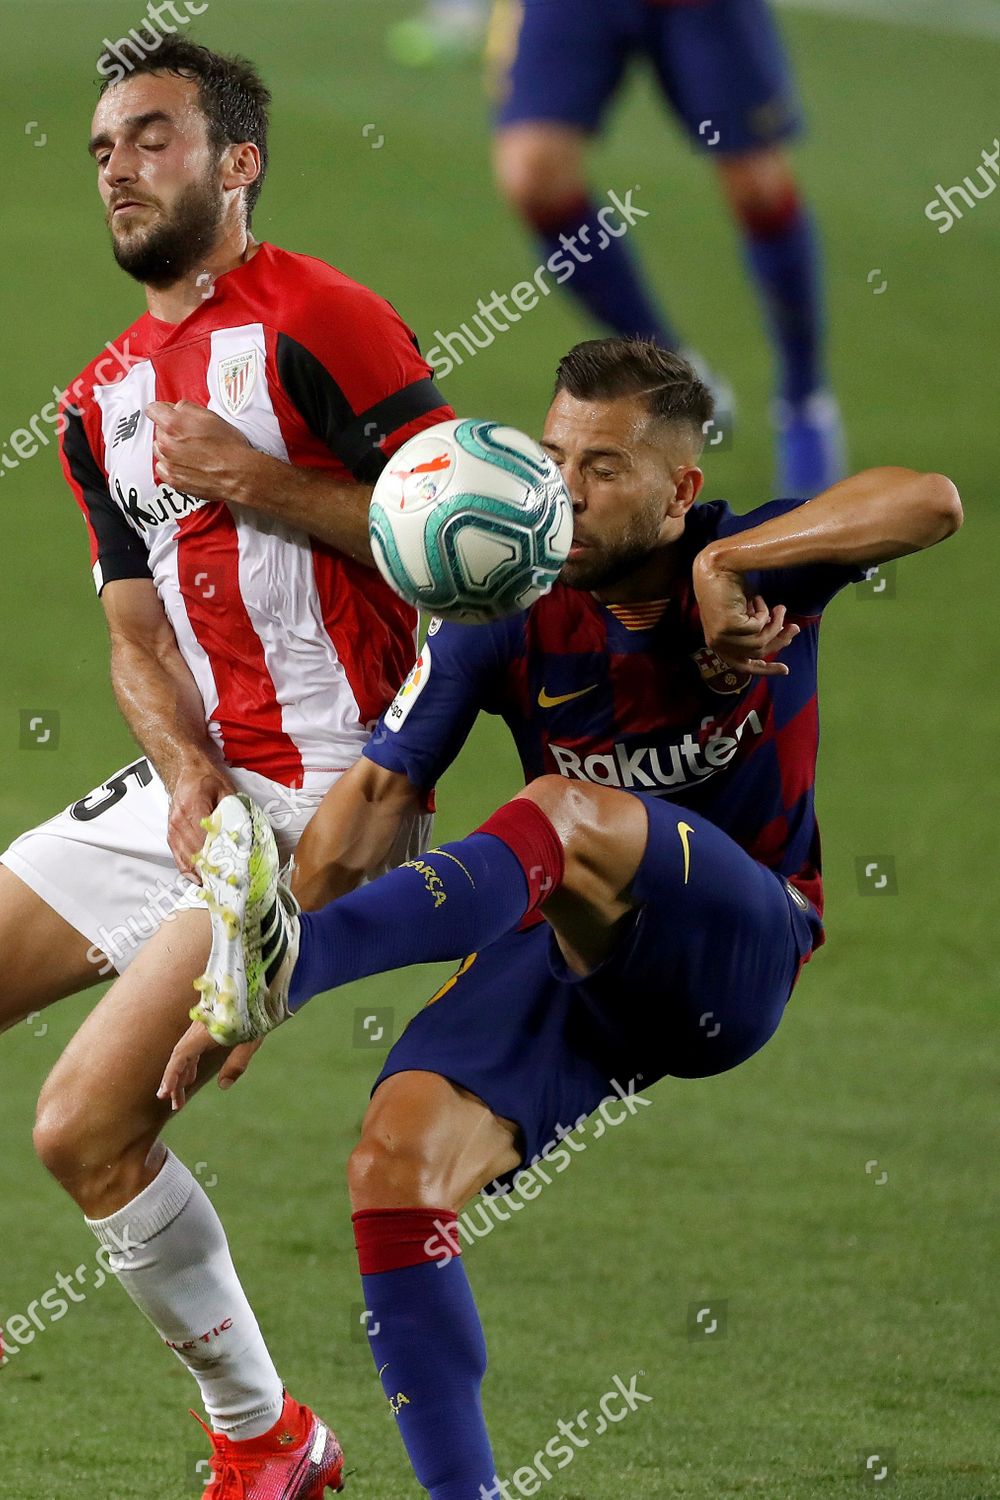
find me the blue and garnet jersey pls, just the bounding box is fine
[364,498,865,927]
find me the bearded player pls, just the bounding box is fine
[1,37,452,1499]
[163,339,961,1496]
[489,0,843,496]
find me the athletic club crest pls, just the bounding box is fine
[691,645,751,695]
[218,350,258,416]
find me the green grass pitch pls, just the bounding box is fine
[1,2,997,1495]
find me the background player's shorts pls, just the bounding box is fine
[1,758,430,977]
[375,793,821,1171]
[493,0,802,154]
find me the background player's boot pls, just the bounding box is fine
[388,0,488,65]
[774,389,846,497]
[195,1391,344,1497]
[191,794,300,1045]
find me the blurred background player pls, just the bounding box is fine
[489,0,844,496]
[2,37,450,1500]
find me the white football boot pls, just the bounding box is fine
[190,794,301,1046]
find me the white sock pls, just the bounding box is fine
[87,1149,284,1440]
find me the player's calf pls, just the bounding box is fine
[33,907,216,1219]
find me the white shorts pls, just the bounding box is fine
[1,757,430,977]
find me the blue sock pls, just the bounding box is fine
[355,1210,496,1499]
[289,800,563,1012]
[530,192,680,346]
[740,194,825,404]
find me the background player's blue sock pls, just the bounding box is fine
[527,191,681,346]
[289,799,564,1011]
[354,1208,497,1499]
[738,188,825,404]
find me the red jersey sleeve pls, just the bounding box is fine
[273,276,453,482]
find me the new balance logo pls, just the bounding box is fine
[113,409,142,446]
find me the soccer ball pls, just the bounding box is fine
[369,418,574,624]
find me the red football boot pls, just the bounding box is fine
[195,1391,345,1498]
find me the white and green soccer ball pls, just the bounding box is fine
[369,418,574,624]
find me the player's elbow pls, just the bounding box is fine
[920,472,963,542]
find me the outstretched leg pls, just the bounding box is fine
[179,776,811,1074]
[287,777,649,1012]
[267,773,811,1082]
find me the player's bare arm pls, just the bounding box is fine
[104,577,236,873]
[146,399,375,564]
[693,467,963,675]
[291,758,423,909]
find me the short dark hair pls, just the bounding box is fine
[99,39,271,225]
[554,337,714,447]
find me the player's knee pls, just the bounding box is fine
[33,1080,88,1187]
[517,775,616,862]
[718,146,798,218]
[722,154,803,223]
[348,1127,449,1210]
[517,776,649,915]
[493,127,584,218]
[34,1071,143,1211]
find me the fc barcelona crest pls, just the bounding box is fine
[218,350,258,416]
[691,645,750,695]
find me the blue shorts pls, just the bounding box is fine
[493,0,801,154]
[375,794,821,1170]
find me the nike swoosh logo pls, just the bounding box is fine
[677,821,694,885]
[538,684,597,709]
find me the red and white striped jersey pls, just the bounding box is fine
[60,242,453,786]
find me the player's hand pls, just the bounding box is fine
[157,1023,264,1112]
[146,400,255,504]
[692,551,799,676]
[167,764,237,876]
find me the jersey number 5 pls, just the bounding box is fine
[70,758,154,822]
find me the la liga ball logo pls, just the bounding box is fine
[390,450,453,510]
